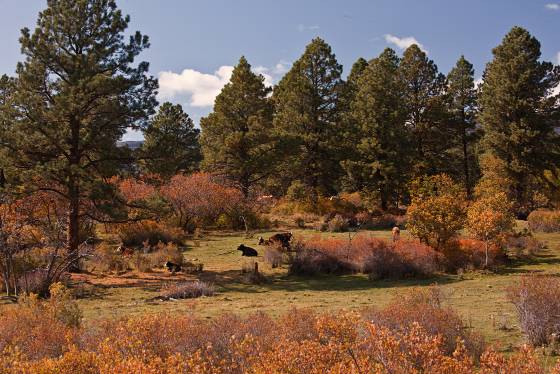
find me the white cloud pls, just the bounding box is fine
[158,61,291,108]
[297,24,320,32]
[545,3,560,10]
[158,66,234,107]
[556,51,560,65]
[384,34,427,53]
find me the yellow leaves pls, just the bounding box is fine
[466,192,515,243]
[407,175,467,250]
[0,307,557,373]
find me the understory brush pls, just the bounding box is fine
[116,220,184,247]
[527,210,560,233]
[507,274,560,347]
[0,287,557,373]
[289,236,442,278]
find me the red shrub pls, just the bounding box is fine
[444,239,506,272]
[289,236,441,279]
[161,173,244,231]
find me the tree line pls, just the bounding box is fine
[196,28,559,215]
[0,0,559,259]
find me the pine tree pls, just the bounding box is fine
[339,57,369,191]
[479,26,560,212]
[272,38,344,195]
[3,0,157,255]
[200,56,275,197]
[399,45,449,176]
[141,102,201,178]
[343,48,409,209]
[446,56,479,197]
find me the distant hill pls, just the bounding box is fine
[117,140,143,150]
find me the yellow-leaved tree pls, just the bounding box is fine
[466,192,515,268]
[406,174,467,250]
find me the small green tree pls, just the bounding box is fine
[141,102,201,178]
[406,174,467,250]
[466,192,515,267]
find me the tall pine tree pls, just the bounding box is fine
[343,48,409,209]
[3,0,157,255]
[399,45,449,176]
[141,102,201,178]
[272,38,344,195]
[446,56,479,197]
[479,26,560,212]
[339,57,369,190]
[200,56,275,197]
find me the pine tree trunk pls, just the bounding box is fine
[67,188,80,271]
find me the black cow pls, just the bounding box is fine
[237,244,258,257]
[165,261,182,273]
[258,232,292,249]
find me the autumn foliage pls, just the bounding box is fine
[0,287,558,373]
[161,172,244,231]
[289,235,442,278]
[406,174,467,250]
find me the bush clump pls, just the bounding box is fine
[527,210,560,233]
[263,245,283,268]
[443,239,507,272]
[160,281,215,300]
[289,236,441,278]
[363,287,485,360]
[507,275,560,346]
[117,220,184,247]
[0,305,551,372]
[327,214,349,232]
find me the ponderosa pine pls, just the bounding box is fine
[141,102,201,178]
[479,26,560,212]
[3,0,157,256]
[200,56,275,197]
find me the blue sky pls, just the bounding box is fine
[1,0,559,140]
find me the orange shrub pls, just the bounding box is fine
[161,173,245,231]
[3,308,555,373]
[363,287,485,360]
[289,236,442,278]
[117,220,184,247]
[444,239,506,272]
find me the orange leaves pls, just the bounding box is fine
[0,306,557,373]
[407,174,467,250]
[160,173,244,228]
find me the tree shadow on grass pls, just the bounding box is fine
[497,251,560,275]
[202,269,459,295]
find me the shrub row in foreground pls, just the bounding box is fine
[1,287,559,373]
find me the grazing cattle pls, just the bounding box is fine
[165,261,182,273]
[392,227,401,242]
[237,244,258,257]
[258,232,292,249]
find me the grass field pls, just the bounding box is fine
[69,225,560,352]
